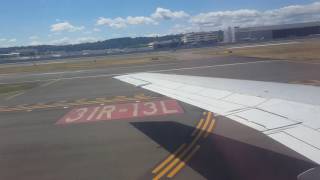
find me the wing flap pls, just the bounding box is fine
[145,84,245,115]
[224,94,266,106]
[258,99,320,129]
[283,126,320,149]
[228,109,299,130]
[269,131,320,163]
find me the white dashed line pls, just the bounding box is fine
[5,91,25,100]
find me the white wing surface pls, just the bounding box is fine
[114,73,320,164]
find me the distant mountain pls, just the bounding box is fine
[0,34,182,54]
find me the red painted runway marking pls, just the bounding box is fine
[56,99,184,125]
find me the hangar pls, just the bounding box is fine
[234,21,320,42]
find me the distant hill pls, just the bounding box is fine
[0,34,182,54]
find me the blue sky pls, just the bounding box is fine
[0,0,319,47]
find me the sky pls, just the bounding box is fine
[0,0,319,47]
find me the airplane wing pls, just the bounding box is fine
[114,73,320,165]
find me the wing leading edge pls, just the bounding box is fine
[114,73,320,164]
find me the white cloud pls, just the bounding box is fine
[146,33,162,37]
[93,28,101,32]
[50,36,98,45]
[8,38,17,43]
[0,38,17,47]
[97,17,127,28]
[151,7,189,20]
[49,37,70,45]
[126,16,157,25]
[97,16,157,28]
[75,37,98,44]
[96,7,186,29]
[169,24,201,34]
[50,21,85,32]
[29,40,42,46]
[190,2,320,30]
[29,36,39,40]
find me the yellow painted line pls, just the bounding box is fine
[78,100,101,105]
[134,94,154,100]
[0,94,159,113]
[71,102,89,106]
[191,118,204,137]
[95,98,107,102]
[29,105,45,109]
[152,144,187,174]
[167,145,201,178]
[64,102,83,106]
[153,130,204,180]
[204,118,216,138]
[30,103,50,109]
[15,105,30,110]
[36,104,57,109]
[153,112,211,180]
[202,112,212,132]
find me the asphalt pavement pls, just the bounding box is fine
[0,56,319,180]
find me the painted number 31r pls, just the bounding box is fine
[57,99,184,124]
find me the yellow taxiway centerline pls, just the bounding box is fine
[191,118,204,137]
[204,117,216,138]
[153,112,212,180]
[167,145,201,178]
[152,144,187,174]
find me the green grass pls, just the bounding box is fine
[0,82,38,94]
[0,54,176,74]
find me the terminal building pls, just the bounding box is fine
[181,31,223,44]
[233,21,320,42]
[148,40,181,50]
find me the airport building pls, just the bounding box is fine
[0,52,20,59]
[148,40,181,49]
[181,31,223,44]
[234,21,320,42]
[224,27,236,43]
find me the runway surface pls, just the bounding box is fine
[0,56,319,180]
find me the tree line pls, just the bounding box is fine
[0,34,182,54]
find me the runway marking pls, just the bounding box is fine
[227,41,299,49]
[0,94,159,113]
[148,60,274,73]
[0,60,274,84]
[3,62,181,77]
[0,74,10,77]
[39,79,59,87]
[204,118,216,138]
[57,99,184,125]
[152,112,216,180]
[191,118,204,136]
[152,144,187,174]
[5,91,25,100]
[167,145,201,178]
